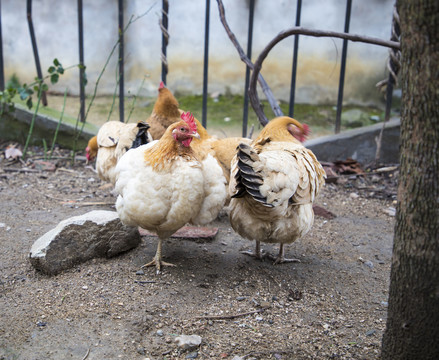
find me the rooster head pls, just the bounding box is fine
[159,81,165,90]
[172,112,200,147]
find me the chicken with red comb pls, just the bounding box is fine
[114,112,226,273]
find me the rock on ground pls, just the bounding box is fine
[29,210,140,275]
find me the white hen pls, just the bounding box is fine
[114,112,227,273]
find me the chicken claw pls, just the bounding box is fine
[141,238,176,274]
[269,243,301,265]
[142,257,176,274]
[240,241,265,260]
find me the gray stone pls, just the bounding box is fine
[29,210,140,275]
[175,334,202,350]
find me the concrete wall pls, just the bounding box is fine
[305,118,400,165]
[2,0,394,104]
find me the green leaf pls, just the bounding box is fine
[41,83,49,92]
[19,88,33,100]
[33,85,40,92]
[83,72,88,86]
[26,97,33,109]
[48,66,56,74]
[57,66,64,75]
[50,73,59,84]
[53,58,60,66]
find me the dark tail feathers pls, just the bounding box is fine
[131,121,151,149]
[231,143,273,207]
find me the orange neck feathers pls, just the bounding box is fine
[257,116,307,143]
[143,120,197,171]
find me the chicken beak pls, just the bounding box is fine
[191,132,201,139]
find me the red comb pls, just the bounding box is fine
[181,112,197,133]
[159,81,165,89]
[302,124,310,136]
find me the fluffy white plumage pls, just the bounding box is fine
[114,117,227,272]
[95,121,152,184]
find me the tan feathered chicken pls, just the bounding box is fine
[92,121,152,184]
[228,116,326,264]
[146,82,251,184]
[114,112,227,273]
[146,82,182,140]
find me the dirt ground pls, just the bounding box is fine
[0,142,398,360]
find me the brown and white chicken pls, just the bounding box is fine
[114,112,227,273]
[146,82,182,140]
[228,116,326,264]
[92,121,152,184]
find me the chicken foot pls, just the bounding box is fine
[268,243,301,265]
[241,241,301,264]
[241,241,266,260]
[142,237,176,274]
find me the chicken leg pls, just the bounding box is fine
[270,243,301,264]
[241,240,263,260]
[142,237,176,274]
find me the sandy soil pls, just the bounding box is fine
[0,142,397,360]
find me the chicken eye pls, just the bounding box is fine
[180,127,186,132]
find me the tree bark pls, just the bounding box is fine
[381,0,439,359]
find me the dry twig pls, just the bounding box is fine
[216,0,282,121]
[249,27,400,125]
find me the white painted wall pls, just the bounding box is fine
[1,0,395,104]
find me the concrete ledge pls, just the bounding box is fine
[305,118,400,165]
[0,105,98,150]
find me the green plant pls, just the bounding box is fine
[49,88,68,159]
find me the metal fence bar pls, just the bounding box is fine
[26,0,47,106]
[202,0,210,128]
[161,0,169,84]
[288,0,302,118]
[334,0,352,134]
[118,0,124,122]
[0,0,4,91]
[242,0,255,138]
[77,0,85,123]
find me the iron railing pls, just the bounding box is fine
[0,0,396,136]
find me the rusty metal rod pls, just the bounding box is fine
[26,0,47,106]
[202,0,210,128]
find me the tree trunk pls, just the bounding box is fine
[381,0,439,359]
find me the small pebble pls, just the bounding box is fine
[186,352,198,359]
[137,347,146,355]
[136,269,145,275]
[364,261,374,268]
[236,296,246,301]
[156,330,164,336]
[366,329,376,336]
[350,192,359,199]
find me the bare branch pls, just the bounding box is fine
[216,0,281,123]
[249,27,401,126]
